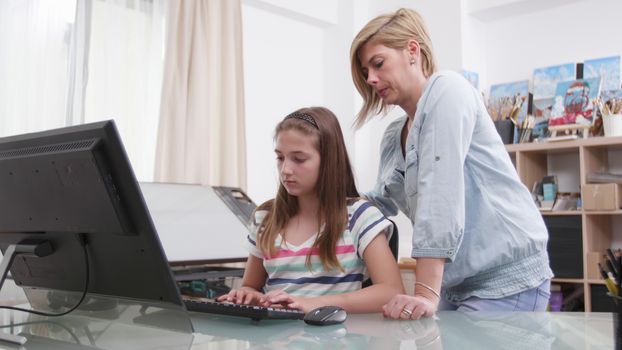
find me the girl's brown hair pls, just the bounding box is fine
[256,107,359,271]
[350,8,437,128]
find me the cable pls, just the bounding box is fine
[0,233,90,317]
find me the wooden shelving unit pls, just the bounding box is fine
[506,136,622,311]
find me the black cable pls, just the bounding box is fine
[0,234,90,317]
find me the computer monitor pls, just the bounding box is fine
[0,120,182,308]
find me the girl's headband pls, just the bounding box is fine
[284,112,319,129]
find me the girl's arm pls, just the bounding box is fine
[218,254,267,304]
[271,232,404,313]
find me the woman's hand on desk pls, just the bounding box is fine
[217,287,265,305]
[383,294,437,320]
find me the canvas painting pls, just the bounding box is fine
[533,63,578,99]
[601,89,622,102]
[531,63,581,138]
[532,97,553,140]
[549,78,601,126]
[584,55,621,91]
[488,80,529,143]
[461,69,479,89]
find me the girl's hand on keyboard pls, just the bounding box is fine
[260,289,297,309]
[217,288,264,305]
[261,290,320,313]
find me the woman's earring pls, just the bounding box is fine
[410,58,416,66]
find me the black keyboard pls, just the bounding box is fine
[183,298,305,321]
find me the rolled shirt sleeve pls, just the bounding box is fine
[407,74,477,261]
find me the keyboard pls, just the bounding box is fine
[183,297,305,321]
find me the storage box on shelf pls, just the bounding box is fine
[506,136,622,312]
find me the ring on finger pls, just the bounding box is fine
[401,307,413,317]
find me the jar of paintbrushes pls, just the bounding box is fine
[487,93,526,144]
[598,97,622,137]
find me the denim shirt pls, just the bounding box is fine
[365,71,553,301]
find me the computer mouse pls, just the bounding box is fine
[303,306,347,326]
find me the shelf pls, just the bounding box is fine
[583,210,622,215]
[506,135,622,312]
[539,210,622,215]
[506,135,622,153]
[552,278,584,284]
[586,279,606,285]
[540,210,582,216]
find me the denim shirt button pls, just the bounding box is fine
[447,250,454,256]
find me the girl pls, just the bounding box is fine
[218,107,404,313]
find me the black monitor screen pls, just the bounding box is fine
[0,120,182,306]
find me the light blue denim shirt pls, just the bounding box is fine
[365,70,553,301]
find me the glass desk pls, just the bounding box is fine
[1,302,618,349]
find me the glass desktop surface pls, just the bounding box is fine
[0,307,617,349]
[0,294,193,350]
[189,311,616,350]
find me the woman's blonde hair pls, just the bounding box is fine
[350,8,437,128]
[255,107,359,272]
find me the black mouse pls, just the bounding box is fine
[303,306,347,326]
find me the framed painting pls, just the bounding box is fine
[488,80,529,143]
[461,69,479,89]
[584,55,621,91]
[549,78,602,127]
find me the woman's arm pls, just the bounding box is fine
[381,258,444,320]
[270,232,405,313]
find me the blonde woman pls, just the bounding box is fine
[350,8,553,319]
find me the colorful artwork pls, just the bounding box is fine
[601,89,622,102]
[489,80,529,143]
[533,63,578,99]
[584,56,621,91]
[461,70,479,89]
[532,98,553,140]
[549,78,601,126]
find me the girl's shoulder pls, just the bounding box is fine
[346,197,384,217]
[252,199,274,226]
[252,209,269,226]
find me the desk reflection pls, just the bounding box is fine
[190,312,441,350]
[0,296,194,350]
[438,312,554,350]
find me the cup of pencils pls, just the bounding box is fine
[597,98,622,137]
[600,248,622,349]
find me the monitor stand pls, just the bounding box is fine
[0,331,27,346]
[0,239,53,292]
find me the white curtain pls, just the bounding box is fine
[0,0,78,137]
[154,0,247,190]
[83,0,167,181]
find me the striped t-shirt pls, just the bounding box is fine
[246,199,393,297]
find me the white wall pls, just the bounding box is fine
[242,0,358,204]
[477,0,622,87]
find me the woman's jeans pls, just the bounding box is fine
[438,280,551,311]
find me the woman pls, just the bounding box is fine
[350,8,553,319]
